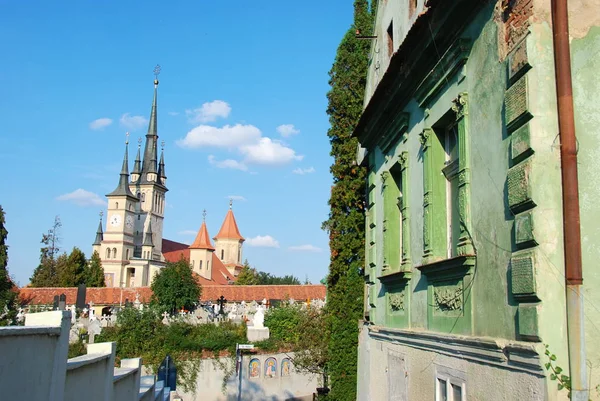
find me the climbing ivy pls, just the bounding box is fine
[322,1,375,399]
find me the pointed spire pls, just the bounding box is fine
[214,204,245,241]
[158,140,166,183]
[141,65,160,177]
[190,210,215,250]
[143,216,154,247]
[93,211,104,245]
[133,137,142,175]
[107,135,136,198]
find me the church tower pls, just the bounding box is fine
[214,201,245,277]
[99,138,139,287]
[129,66,168,261]
[189,210,215,280]
[93,66,168,288]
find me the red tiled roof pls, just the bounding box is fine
[162,239,234,285]
[189,222,215,250]
[18,285,326,305]
[214,209,244,241]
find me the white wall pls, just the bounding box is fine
[0,311,166,401]
[175,352,320,401]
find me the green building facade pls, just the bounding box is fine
[355,0,600,400]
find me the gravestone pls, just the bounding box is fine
[247,305,269,342]
[76,284,87,310]
[58,294,67,311]
[88,319,102,344]
[53,295,59,311]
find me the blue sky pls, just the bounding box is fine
[0,1,355,286]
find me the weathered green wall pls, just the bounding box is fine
[572,25,600,395]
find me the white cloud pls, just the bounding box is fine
[89,118,113,130]
[177,124,261,149]
[240,137,303,165]
[168,111,180,116]
[246,235,280,248]
[292,167,316,175]
[56,189,107,207]
[119,113,148,131]
[288,244,322,252]
[208,155,248,171]
[276,124,300,137]
[226,195,247,202]
[178,230,197,236]
[186,100,231,123]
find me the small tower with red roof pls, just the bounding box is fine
[189,210,215,280]
[214,200,245,277]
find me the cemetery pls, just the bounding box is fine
[5,284,327,401]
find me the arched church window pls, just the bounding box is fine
[199,260,203,269]
[115,202,119,209]
[191,260,195,268]
[141,193,146,202]
[106,248,111,259]
[137,192,141,199]
[221,250,224,260]
[113,248,117,259]
[126,249,130,260]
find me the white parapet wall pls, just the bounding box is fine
[0,310,171,401]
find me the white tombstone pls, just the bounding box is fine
[16,308,25,323]
[69,305,77,324]
[162,311,170,325]
[247,305,269,342]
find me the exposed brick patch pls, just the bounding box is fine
[503,0,533,52]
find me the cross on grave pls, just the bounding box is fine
[217,295,227,315]
[162,311,169,319]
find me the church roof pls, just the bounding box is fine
[214,209,244,241]
[162,239,233,285]
[92,219,103,246]
[189,222,215,250]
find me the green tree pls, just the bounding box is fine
[235,260,260,285]
[57,247,87,287]
[30,216,62,287]
[151,257,201,313]
[85,251,105,287]
[322,1,375,399]
[0,206,17,325]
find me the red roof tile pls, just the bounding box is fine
[19,285,326,305]
[214,209,244,241]
[189,222,215,250]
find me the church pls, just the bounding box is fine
[91,74,245,288]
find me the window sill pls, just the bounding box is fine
[416,255,475,278]
[378,269,412,284]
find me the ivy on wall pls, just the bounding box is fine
[322,1,375,399]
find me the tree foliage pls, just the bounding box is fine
[0,206,17,325]
[30,216,62,287]
[264,304,330,383]
[85,251,105,287]
[151,257,201,313]
[57,247,87,287]
[322,1,375,399]
[235,259,301,285]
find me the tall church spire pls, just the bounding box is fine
[107,135,136,198]
[214,202,245,241]
[141,65,160,178]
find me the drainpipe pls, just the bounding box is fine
[550,0,588,400]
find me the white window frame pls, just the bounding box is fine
[435,372,466,401]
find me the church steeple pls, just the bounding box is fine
[107,136,136,198]
[140,65,163,185]
[93,216,104,246]
[143,217,154,247]
[158,142,167,186]
[132,137,142,180]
